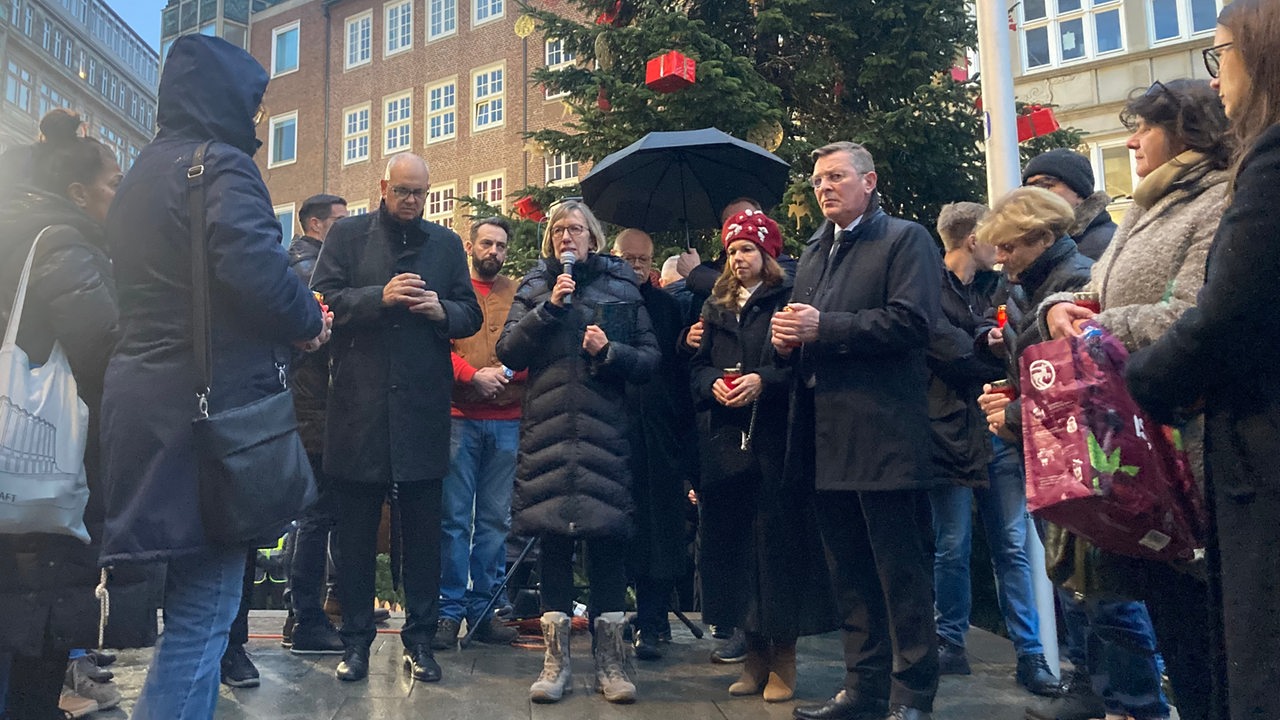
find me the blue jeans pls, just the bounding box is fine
[132,548,246,720]
[1059,590,1170,718]
[930,435,1042,656]
[438,418,518,624]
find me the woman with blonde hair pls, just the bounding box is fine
[690,209,834,704]
[1128,0,1280,715]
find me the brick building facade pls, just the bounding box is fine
[245,0,579,239]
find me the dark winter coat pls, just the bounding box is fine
[787,204,941,492]
[1126,123,1280,720]
[288,234,327,455]
[625,280,696,581]
[311,205,481,485]
[985,236,1093,439]
[0,192,159,652]
[928,266,1005,487]
[1070,191,1118,261]
[99,35,324,563]
[497,253,660,539]
[690,277,836,638]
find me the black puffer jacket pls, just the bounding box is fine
[497,253,660,539]
[287,234,326,454]
[0,191,158,653]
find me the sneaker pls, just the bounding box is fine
[57,690,98,718]
[432,617,461,651]
[710,628,747,664]
[67,655,112,683]
[220,644,261,688]
[937,637,972,675]
[65,657,121,710]
[471,615,518,645]
[290,621,345,655]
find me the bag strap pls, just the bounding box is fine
[3,225,61,349]
[187,141,214,417]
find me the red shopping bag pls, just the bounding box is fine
[1020,325,1206,562]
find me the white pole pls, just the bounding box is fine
[976,0,1062,679]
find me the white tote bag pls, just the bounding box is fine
[0,226,91,542]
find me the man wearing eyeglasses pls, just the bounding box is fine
[772,141,941,720]
[311,152,483,685]
[1020,148,1117,261]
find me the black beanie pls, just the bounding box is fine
[1021,148,1095,199]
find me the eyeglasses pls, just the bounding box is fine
[551,224,587,238]
[809,170,853,188]
[1202,42,1233,79]
[620,254,652,265]
[390,185,428,200]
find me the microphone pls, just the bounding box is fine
[559,251,576,306]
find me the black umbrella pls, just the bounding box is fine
[579,128,791,235]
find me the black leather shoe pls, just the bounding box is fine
[886,705,932,720]
[1016,653,1061,697]
[336,646,369,682]
[403,645,442,682]
[792,690,887,720]
[633,630,663,661]
[937,638,971,675]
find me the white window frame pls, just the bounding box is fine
[544,37,575,100]
[426,78,457,144]
[343,103,371,165]
[1019,0,1125,73]
[344,11,372,70]
[544,152,579,186]
[347,201,370,215]
[383,90,413,155]
[271,20,300,77]
[471,63,505,132]
[427,0,457,41]
[384,0,413,57]
[473,0,503,27]
[274,202,296,246]
[1146,0,1223,46]
[1093,141,1136,202]
[267,111,298,169]
[471,172,505,212]
[426,183,456,229]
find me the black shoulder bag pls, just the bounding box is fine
[187,141,317,547]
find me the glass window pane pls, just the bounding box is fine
[224,0,249,23]
[1025,26,1051,68]
[276,28,297,72]
[1059,17,1085,60]
[1095,10,1122,53]
[199,0,216,23]
[1057,0,1081,13]
[1191,0,1217,33]
[179,0,196,30]
[1101,146,1133,199]
[1024,0,1046,21]
[1151,0,1180,41]
[162,7,179,36]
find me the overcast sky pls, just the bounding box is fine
[109,1,163,53]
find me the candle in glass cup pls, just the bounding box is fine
[722,366,743,389]
[1073,292,1101,314]
[995,304,1008,329]
[989,379,1017,400]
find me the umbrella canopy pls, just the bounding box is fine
[580,128,792,234]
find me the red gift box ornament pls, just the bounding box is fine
[1016,105,1061,142]
[645,51,697,93]
[513,196,546,222]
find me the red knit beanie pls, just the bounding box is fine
[721,209,782,259]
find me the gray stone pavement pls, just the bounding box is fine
[92,611,1058,720]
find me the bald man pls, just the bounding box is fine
[311,152,483,684]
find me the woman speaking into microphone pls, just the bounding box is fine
[497,199,659,705]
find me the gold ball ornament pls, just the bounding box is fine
[747,120,784,152]
[514,15,536,38]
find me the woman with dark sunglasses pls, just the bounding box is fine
[1125,1,1280,717]
[1038,77,1231,720]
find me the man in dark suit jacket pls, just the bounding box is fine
[311,153,482,684]
[772,142,940,720]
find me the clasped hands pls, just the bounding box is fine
[383,272,445,321]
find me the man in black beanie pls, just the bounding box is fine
[1021,148,1117,260]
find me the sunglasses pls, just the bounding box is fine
[1202,42,1233,79]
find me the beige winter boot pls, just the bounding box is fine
[593,612,637,703]
[763,639,797,702]
[529,611,573,703]
[728,632,770,695]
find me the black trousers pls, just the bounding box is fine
[228,548,256,647]
[335,481,441,650]
[538,534,627,617]
[813,489,939,712]
[3,630,67,720]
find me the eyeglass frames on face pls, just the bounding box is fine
[551,224,587,238]
[390,186,428,200]
[1203,42,1233,79]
